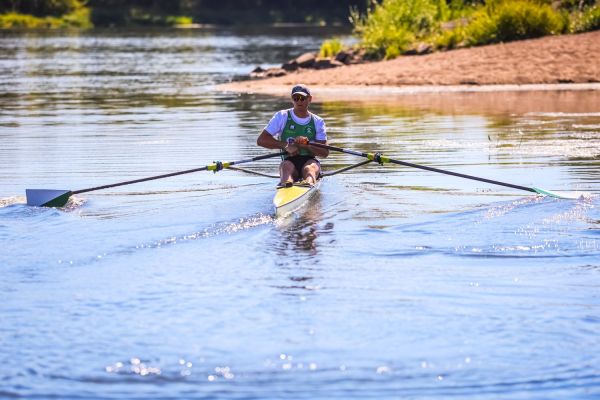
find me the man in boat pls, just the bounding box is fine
[257,84,329,187]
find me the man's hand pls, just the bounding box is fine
[295,136,309,145]
[285,143,299,156]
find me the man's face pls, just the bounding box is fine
[292,94,311,111]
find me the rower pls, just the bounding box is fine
[256,84,329,187]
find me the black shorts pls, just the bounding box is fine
[285,155,320,177]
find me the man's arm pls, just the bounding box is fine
[305,139,329,158]
[294,137,329,158]
[257,129,299,156]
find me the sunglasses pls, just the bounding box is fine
[292,95,307,102]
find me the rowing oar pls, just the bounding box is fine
[305,141,581,200]
[26,152,283,207]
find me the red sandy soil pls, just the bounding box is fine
[220,30,600,96]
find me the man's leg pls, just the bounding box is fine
[301,159,320,185]
[279,160,298,186]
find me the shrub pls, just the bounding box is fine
[555,0,597,12]
[61,7,93,28]
[570,4,600,32]
[384,43,402,59]
[0,0,92,29]
[0,8,92,29]
[166,16,193,26]
[319,38,343,58]
[432,21,472,50]
[434,26,465,49]
[0,12,61,28]
[464,0,565,45]
[351,0,443,58]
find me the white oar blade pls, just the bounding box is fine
[26,189,72,207]
[532,187,586,200]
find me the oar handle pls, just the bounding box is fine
[73,152,283,195]
[308,141,536,194]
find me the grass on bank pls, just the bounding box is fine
[345,0,599,60]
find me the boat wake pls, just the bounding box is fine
[0,196,25,207]
[136,213,275,250]
[377,194,600,259]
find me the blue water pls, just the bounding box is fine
[1,28,599,399]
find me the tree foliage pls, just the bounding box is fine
[87,0,369,26]
[1,0,370,26]
[1,0,87,17]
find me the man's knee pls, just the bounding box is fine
[281,160,299,178]
[302,161,320,175]
[281,160,297,172]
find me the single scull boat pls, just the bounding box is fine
[24,142,583,212]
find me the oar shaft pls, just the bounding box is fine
[309,142,536,194]
[386,158,535,192]
[72,167,209,194]
[73,152,282,195]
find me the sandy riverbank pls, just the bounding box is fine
[219,30,600,101]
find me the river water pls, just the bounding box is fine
[1,28,599,399]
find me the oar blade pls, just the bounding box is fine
[532,187,585,200]
[26,189,72,207]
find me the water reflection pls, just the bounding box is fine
[276,88,600,117]
[274,193,324,256]
[269,196,328,295]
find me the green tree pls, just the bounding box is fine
[1,0,87,17]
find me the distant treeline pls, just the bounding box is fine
[3,0,598,64]
[1,0,84,17]
[0,0,370,27]
[0,0,91,28]
[92,0,370,26]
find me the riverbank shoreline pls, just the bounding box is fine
[219,82,600,98]
[218,30,600,101]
